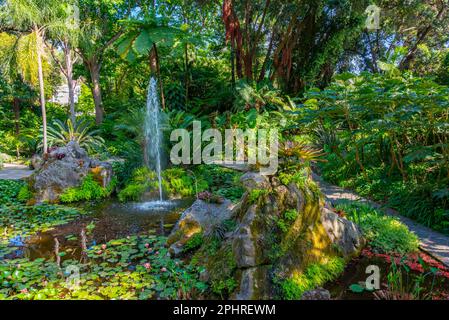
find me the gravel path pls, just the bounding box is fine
[0,163,33,180]
[312,173,449,267]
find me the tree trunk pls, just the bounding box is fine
[258,30,274,82]
[88,60,104,124]
[64,43,76,124]
[149,44,166,109]
[13,97,20,157]
[184,43,189,106]
[230,47,236,87]
[36,28,48,154]
[13,97,20,136]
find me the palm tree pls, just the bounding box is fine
[1,0,62,154]
[0,31,43,156]
[116,16,186,110]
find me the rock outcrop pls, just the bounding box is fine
[301,288,331,300]
[28,141,113,203]
[169,170,365,300]
[321,207,365,256]
[167,199,236,256]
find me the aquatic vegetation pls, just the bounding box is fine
[0,235,207,300]
[0,204,83,245]
[347,248,449,300]
[17,184,33,202]
[0,179,84,248]
[0,180,25,205]
[336,201,419,254]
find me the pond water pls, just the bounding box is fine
[4,197,449,300]
[7,198,193,261]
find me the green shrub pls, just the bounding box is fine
[17,185,33,202]
[279,256,345,299]
[310,72,449,234]
[284,209,298,221]
[117,167,159,202]
[194,165,244,203]
[162,167,208,198]
[118,183,148,202]
[248,189,269,204]
[336,201,419,254]
[118,166,209,202]
[60,174,115,203]
[0,180,25,205]
[183,233,204,253]
[276,209,299,233]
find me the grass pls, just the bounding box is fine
[335,201,419,255]
[279,256,345,299]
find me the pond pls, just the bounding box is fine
[6,198,194,262]
[3,196,449,300]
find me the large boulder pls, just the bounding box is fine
[183,171,364,300]
[167,199,236,257]
[321,207,365,256]
[30,154,43,170]
[28,141,112,203]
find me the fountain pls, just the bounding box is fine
[144,77,164,201]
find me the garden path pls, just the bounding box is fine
[312,173,449,267]
[0,163,33,180]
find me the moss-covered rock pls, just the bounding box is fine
[167,199,236,257]
[184,170,364,300]
[28,142,113,203]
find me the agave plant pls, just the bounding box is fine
[41,118,105,154]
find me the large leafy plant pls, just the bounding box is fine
[44,118,105,154]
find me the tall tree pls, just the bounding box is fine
[0,32,38,156]
[0,0,62,154]
[76,0,132,124]
[343,0,449,75]
[45,1,80,124]
[222,0,367,92]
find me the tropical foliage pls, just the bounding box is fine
[300,72,449,233]
[1,0,449,302]
[45,118,105,154]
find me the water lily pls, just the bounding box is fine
[96,250,102,255]
[101,244,107,250]
[144,243,150,248]
[160,267,167,272]
[144,263,151,270]
[20,288,28,294]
